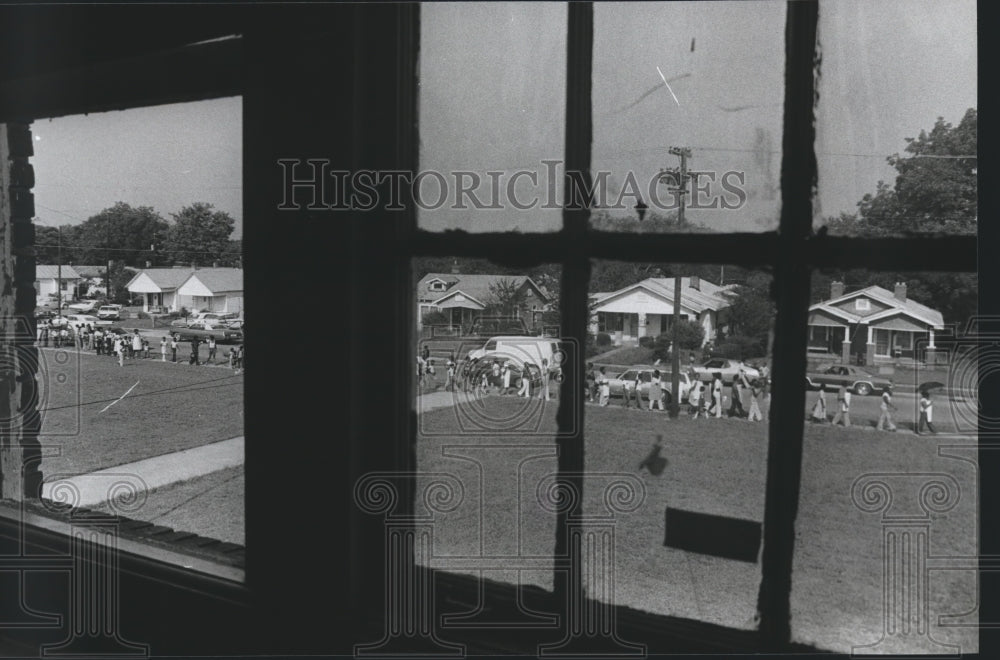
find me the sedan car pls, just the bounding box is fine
[67,299,100,313]
[805,364,891,396]
[691,358,761,384]
[607,367,692,404]
[172,325,244,344]
[97,304,124,321]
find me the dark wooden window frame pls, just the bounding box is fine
[401,2,977,653]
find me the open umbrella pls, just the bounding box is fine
[918,381,946,394]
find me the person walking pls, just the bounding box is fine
[728,372,747,418]
[115,336,125,367]
[648,369,664,411]
[160,336,168,362]
[491,360,502,393]
[918,389,937,434]
[500,361,513,395]
[131,330,143,361]
[207,336,217,364]
[170,334,178,363]
[586,362,597,403]
[831,384,852,427]
[445,354,456,392]
[190,337,201,365]
[538,358,552,401]
[709,373,723,418]
[810,383,828,423]
[518,362,533,398]
[598,367,611,406]
[877,384,898,432]
[142,338,150,359]
[688,379,703,418]
[748,379,764,422]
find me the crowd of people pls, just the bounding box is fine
[585,362,770,422]
[36,321,244,374]
[809,381,938,434]
[416,346,555,401]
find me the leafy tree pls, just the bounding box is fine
[72,203,169,268]
[162,203,236,267]
[486,278,528,317]
[720,271,774,356]
[652,320,705,361]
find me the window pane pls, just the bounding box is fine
[794,268,978,652]
[591,2,784,233]
[813,0,977,236]
[31,97,245,546]
[414,258,563,597]
[418,3,566,232]
[584,261,774,629]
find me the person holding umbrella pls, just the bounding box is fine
[918,388,937,434]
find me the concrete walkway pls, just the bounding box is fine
[41,437,244,509]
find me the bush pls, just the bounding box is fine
[137,312,150,320]
[711,334,763,360]
[422,310,450,326]
[638,335,655,348]
[596,332,612,346]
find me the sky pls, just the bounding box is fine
[31,96,243,238]
[419,0,977,233]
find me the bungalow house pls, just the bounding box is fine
[125,267,196,312]
[416,272,549,332]
[589,276,732,347]
[807,281,945,364]
[34,265,82,304]
[176,268,244,314]
[71,265,108,296]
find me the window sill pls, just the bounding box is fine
[0,499,247,598]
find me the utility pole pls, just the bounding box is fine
[660,146,692,416]
[56,225,62,319]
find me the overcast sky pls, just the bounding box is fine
[31,96,242,237]
[28,1,975,238]
[419,0,976,232]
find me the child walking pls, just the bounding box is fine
[810,384,828,423]
[877,385,898,432]
[918,389,937,434]
[648,369,664,411]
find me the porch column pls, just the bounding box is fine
[927,328,935,348]
[637,313,646,339]
[865,324,875,366]
[840,325,851,364]
[925,328,937,365]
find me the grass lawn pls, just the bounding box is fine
[37,349,244,478]
[417,394,977,653]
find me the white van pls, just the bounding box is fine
[466,336,562,373]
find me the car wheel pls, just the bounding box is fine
[854,382,872,396]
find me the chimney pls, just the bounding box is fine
[145,261,151,268]
[191,261,197,270]
[830,281,844,300]
[689,275,700,291]
[451,259,460,274]
[212,261,219,268]
[894,281,907,302]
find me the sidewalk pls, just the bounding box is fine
[41,436,244,509]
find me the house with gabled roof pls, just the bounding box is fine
[808,281,945,364]
[416,271,549,331]
[177,268,244,313]
[588,276,733,347]
[35,264,82,304]
[125,267,197,312]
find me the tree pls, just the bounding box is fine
[720,271,774,356]
[73,202,169,268]
[652,320,705,361]
[486,278,527,317]
[162,203,236,267]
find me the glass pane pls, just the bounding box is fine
[813,0,977,236]
[418,3,566,232]
[31,97,245,546]
[591,2,784,233]
[795,268,978,652]
[414,258,564,600]
[585,261,774,630]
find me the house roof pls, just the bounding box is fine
[36,265,81,280]
[179,268,243,294]
[417,273,547,306]
[126,268,195,291]
[591,277,734,314]
[809,285,945,329]
[71,265,107,279]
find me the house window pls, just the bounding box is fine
[429,281,446,292]
[893,330,913,350]
[855,298,870,311]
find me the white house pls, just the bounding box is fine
[34,265,82,304]
[176,268,244,313]
[125,268,196,312]
[808,281,945,364]
[589,276,732,347]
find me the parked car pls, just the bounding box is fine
[691,358,760,384]
[463,316,532,337]
[67,299,100,313]
[172,325,244,344]
[97,304,124,321]
[64,314,99,326]
[805,364,891,396]
[607,367,692,404]
[34,309,56,322]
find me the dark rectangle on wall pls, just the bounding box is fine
[664,507,762,563]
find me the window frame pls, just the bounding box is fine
[403,0,977,653]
